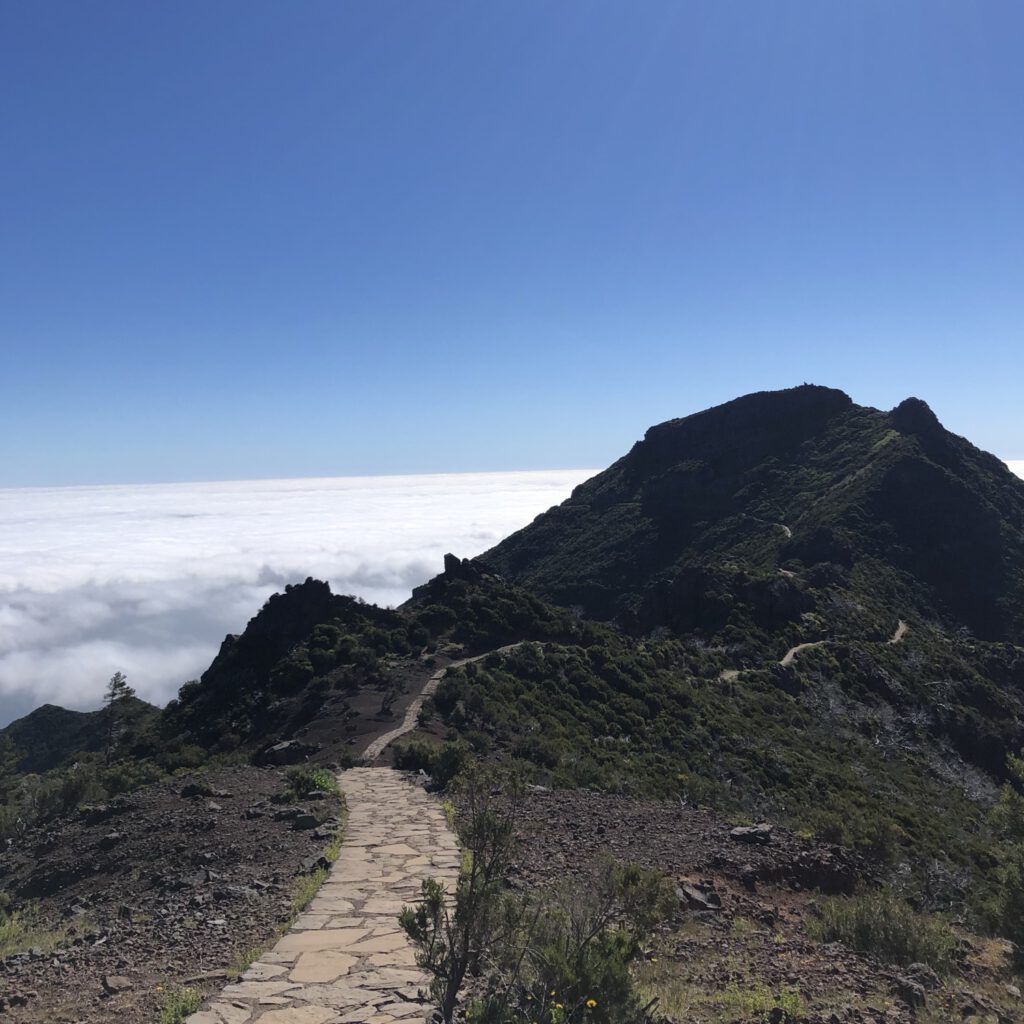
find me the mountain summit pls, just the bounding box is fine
[481,384,1024,645]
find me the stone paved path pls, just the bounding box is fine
[186,768,460,1024]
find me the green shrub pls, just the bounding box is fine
[472,858,676,1024]
[158,987,203,1024]
[285,765,340,798]
[392,739,470,789]
[392,738,439,774]
[810,888,958,973]
[992,843,1024,964]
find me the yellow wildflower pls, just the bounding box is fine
[586,999,597,1009]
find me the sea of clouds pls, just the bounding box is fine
[2,463,1022,728]
[0,470,596,726]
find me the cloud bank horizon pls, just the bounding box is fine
[0,470,595,726]
[2,462,1022,728]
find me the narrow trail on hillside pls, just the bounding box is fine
[718,620,910,680]
[364,643,523,761]
[779,640,827,667]
[888,619,909,645]
[743,513,793,540]
[186,768,460,1024]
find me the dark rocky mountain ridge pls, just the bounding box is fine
[481,384,1024,645]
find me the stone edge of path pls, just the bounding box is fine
[183,768,460,1024]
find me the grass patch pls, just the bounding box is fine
[323,794,348,863]
[441,798,456,829]
[282,791,348,927]
[229,945,264,979]
[810,888,958,974]
[730,916,758,936]
[0,907,69,957]
[157,986,203,1024]
[291,867,327,917]
[635,960,805,1023]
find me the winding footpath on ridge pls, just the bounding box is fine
[185,649,522,1024]
[778,619,908,668]
[719,620,909,680]
[363,644,522,762]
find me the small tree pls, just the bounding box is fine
[400,766,522,1023]
[103,671,136,762]
[0,734,19,803]
[990,749,1024,963]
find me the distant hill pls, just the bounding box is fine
[481,384,1024,646]
[1,696,158,774]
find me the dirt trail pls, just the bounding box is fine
[744,514,792,540]
[888,619,909,644]
[364,644,521,761]
[185,768,460,1024]
[779,640,827,667]
[720,620,909,678]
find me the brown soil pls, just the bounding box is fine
[0,765,342,1023]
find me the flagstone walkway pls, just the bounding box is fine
[185,768,460,1024]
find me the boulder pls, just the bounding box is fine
[740,864,758,892]
[256,740,318,766]
[98,832,123,850]
[905,962,941,991]
[102,975,133,995]
[729,823,773,845]
[893,976,927,1009]
[676,881,722,912]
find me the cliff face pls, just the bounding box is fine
[482,385,1024,644]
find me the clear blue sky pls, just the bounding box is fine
[2,1,1022,486]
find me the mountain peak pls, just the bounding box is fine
[890,396,942,435]
[482,386,1024,644]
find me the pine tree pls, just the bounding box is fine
[103,671,136,762]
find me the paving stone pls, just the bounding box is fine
[255,1008,337,1024]
[207,1002,253,1024]
[290,951,359,983]
[275,928,369,953]
[344,932,412,955]
[221,980,300,999]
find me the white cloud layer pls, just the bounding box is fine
[1009,461,1024,480]
[3,462,1022,728]
[0,471,595,725]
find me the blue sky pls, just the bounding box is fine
[2,1,1022,486]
